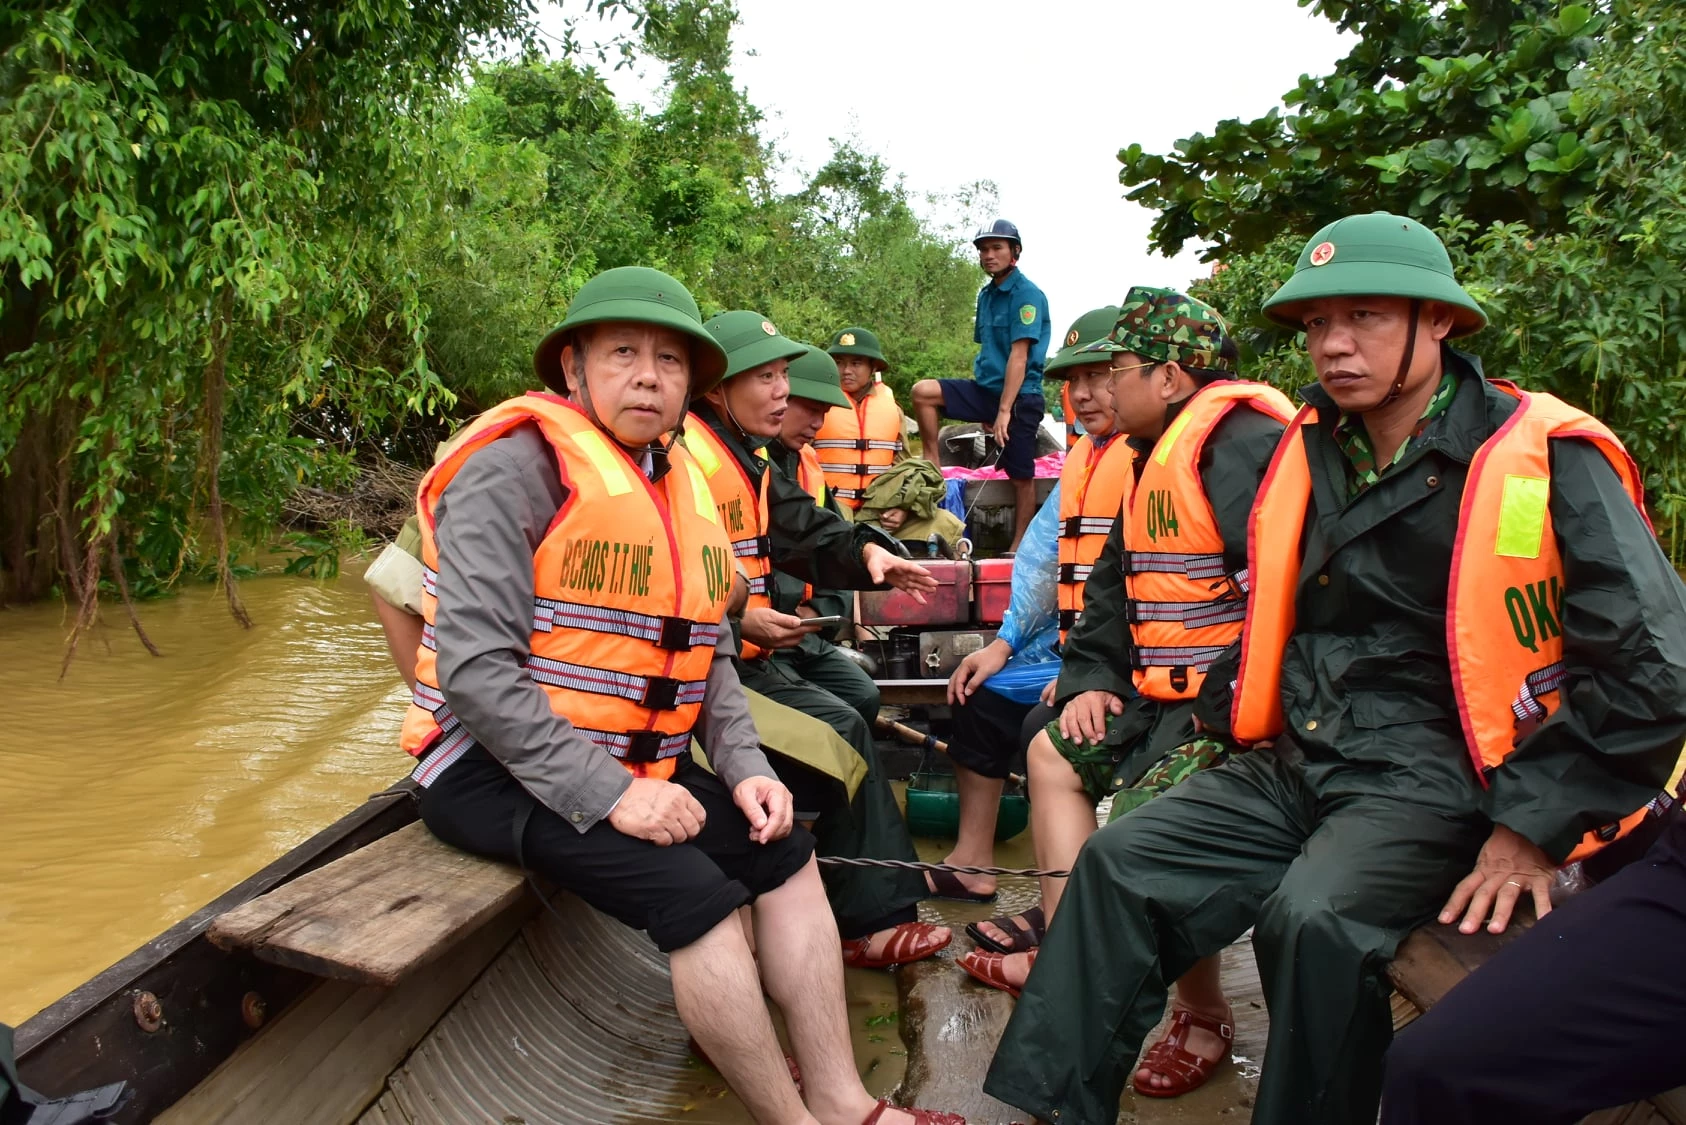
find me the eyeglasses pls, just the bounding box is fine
[1106,361,1159,376]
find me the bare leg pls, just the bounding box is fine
[937,764,1003,898]
[990,730,1097,989]
[911,379,945,466]
[1136,954,1231,1091]
[1027,728,1096,919]
[754,857,924,1125]
[1008,478,1035,553]
[670,912,815,1125]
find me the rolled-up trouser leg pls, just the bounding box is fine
[1381,814,1686,1125]
[778,640,881,730]
[740,658,926,940]
[984,751,1318,1125]
[1250,794,1485,1125]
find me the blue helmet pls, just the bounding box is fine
[972,219,1022,252]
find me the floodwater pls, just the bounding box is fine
[2,570,406,1025]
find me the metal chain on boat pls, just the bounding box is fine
[818,856,1069,879]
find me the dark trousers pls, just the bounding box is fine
[738,656,925,940]
[419,746,815,953]
[1382,814,1686,1125]
[944,684,1052,780]
[771,639,880,731]
[983,747,1486,1125]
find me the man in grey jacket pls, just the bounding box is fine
[403,267,962,1125]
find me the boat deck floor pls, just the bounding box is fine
[339,830,1267,1125]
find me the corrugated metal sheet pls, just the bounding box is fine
[363,893,749,1125]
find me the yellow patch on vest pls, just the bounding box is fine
[684,459,717,522]
[1153,410,1197,466]
[573,429,633,497]
[1494,474,1550,558]
[690,432,723,477]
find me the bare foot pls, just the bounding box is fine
[996,951,1034,991]
[857,922,953,964]
[925,858,996,900]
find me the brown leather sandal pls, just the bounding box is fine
[956,947,1036,999]
[1131,1005,1233,1098]
[841,921,951,970]
[861,1098,968,1124]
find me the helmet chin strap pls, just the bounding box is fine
[1382,299,1423,405]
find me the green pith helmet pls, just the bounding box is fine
[788,344,851,409]
[1261,211,1487,337]
[702,310,808,390]
[1078,285,1237,376]
[532,266,728,395]
[827,326,887,370]
[1044,305,1122,377]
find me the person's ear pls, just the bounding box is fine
[1426,301,1457,344]
[559,342,583,397]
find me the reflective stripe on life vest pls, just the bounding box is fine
[1122,381,1294,701]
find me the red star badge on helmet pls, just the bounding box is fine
[1309,241,1336,267]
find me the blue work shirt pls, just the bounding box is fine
[972,267,1050,396]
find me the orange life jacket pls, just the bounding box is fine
[797,443,828,508]
[399,394,733,785]
[1231,382,1672,862]
[813,382,903,510]
[685,413,775,660]
[1056,428,1134,646]
[1123,381,1295,700]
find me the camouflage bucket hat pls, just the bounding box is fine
[1078,285,1236,376]
[1044,305,1122,377]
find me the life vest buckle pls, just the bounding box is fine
[1058,562,1079,583]
[623,730,665,762]
[1169,666,1189,693]
[1058,609,1080,631]
[641,676,682,711]
[657,616,694,651]
[855,438,872,451]
[1061,516,1084,538]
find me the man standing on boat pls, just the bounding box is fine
[689,310,952,973]
[400,266,964,1125]
[983,213,1686,1125]
[912,219,1050,553]
[813,326,907,514]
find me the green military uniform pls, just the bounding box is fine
[694,315,927,940]
[766,344,883,728]
[985,216,1686,1125]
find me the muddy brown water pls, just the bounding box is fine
[5,570,1261,1122]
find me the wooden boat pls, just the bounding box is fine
[16,779,1686,1125]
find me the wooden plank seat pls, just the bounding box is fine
[1386,911,1536,1016]
[208,822,526,988]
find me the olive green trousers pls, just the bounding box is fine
[983,747,1486,1125]
[772,637,881,730]
[738,656,926,940]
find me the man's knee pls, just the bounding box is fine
[911,379,944,407]
[1028,729,1081,793]
[1255,881,1361,958]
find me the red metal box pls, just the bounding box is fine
[857,560,973,627]
[974,558,1014,626]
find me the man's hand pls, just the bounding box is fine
[948,638,1012,705]
[733,775,795,844]
[863,542,938,602]
[879,507,908,533]
[1439,823,1557,935]
[740,606,821,650]
[1039,678,1058,707]
[993,404,1012,448]
[607,777,707,846]
[1058,689,1124,745]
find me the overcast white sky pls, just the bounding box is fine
[542,0,1354,337]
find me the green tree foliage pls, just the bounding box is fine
[0,0,540,649]
[0,0,983,639]
[1122,0,1612,260]
[1183,0,1686,548]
